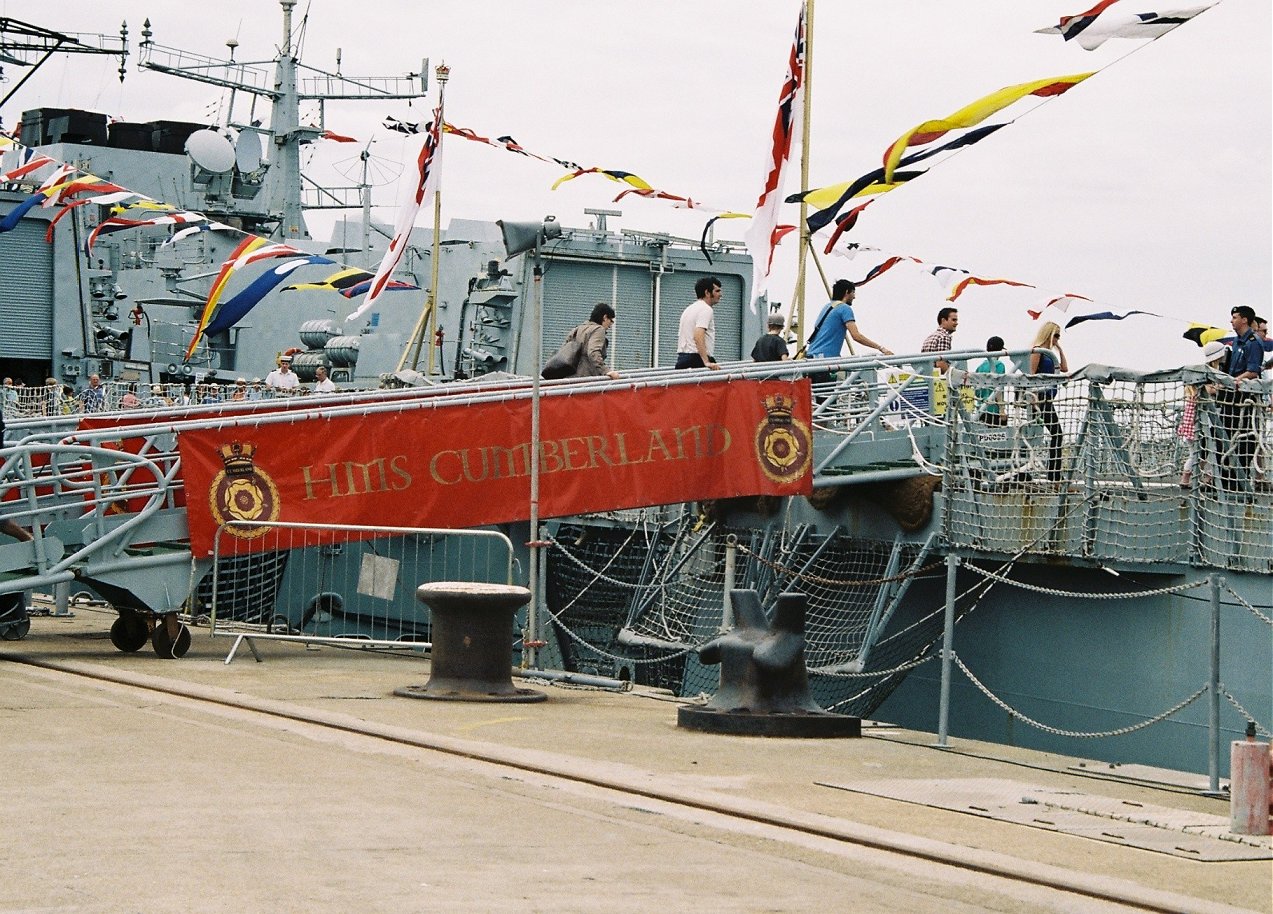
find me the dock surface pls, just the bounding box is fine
[2,610,1269,914]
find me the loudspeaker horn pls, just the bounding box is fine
[497,217,562,257]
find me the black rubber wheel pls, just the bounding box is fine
[109,614,149,652]
[0,617,30,641]
[0,594,30,641]
[151,621,173,658]
[151,620,191,659]
[171,624,191,658]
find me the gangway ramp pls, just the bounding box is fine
[0,351,995,655]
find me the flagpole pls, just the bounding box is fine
[425,63,449,374]
[398,63,449,373]
[794,0,814,347]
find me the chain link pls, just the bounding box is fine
[1220,687,1273,737]
[953,652,1207,738]
[963,563,1210,600]
[546,534,666,592]
[1219,580,1273,626]
[543,604,697,666]
[814,653,937,679]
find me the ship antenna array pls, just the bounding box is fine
[135,0,431,238]
[0,17,129,110]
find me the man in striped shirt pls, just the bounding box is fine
[920,307,959,372]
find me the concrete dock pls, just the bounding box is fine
[2,609,1269,914]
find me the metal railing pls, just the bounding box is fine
[208,520,515,663]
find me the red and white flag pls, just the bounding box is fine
[743,2,806,314]
[348,96,445,322]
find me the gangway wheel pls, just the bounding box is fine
[108,612,150,653]
[0,617,30,640]
[150,614,191,659]
[0,596,30,641]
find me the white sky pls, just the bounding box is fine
[2,0,1269,370]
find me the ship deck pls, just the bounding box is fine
[3,609,1268,914]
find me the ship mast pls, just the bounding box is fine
[271,0,304,237]
[137,0,429,239]
[0,17,129,110]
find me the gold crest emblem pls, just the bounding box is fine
[208,441,281,539]
[754,393,811,484]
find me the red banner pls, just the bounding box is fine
[177,379,812,556]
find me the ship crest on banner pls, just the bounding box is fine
[209,441,282,539]
[754,392,811,484]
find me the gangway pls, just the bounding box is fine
[2,351,1266,655]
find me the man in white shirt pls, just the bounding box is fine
[312,365,337,393]
[675,276,722,370]
[264,354,300,390]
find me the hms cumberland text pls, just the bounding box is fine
[299,424,733,498]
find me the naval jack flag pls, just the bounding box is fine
[743,3,806,314]
[348,97,445,323]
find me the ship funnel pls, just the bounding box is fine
[497,217,562,257]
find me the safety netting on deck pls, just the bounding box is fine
[942,364,1273,572]
[545,512,945,714]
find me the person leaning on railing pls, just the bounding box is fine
[1178,340,1229,487]
[1027,321,1068,483]
[802,279,893,398]
[1217,305,1264,491]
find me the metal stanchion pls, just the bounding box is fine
[1206,573,1223,796]
[936,552,959,747]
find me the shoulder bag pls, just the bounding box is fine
[541,327,583,379]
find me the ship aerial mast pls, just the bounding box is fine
[0,17,129,110]
[136,0,429,240]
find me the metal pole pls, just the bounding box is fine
[529,523,546,670]
[1208,573,1222,794]
[722,535,737,631]
[424,66,448,375]
[526,250,544,671]
[936,552,959,747]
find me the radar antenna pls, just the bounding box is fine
[137,0,429,239]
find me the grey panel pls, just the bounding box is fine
[611,266,654,371]
[540,259,656,371]
[655,270,746,367]
[0,219,55,358]
[540,260,612,363]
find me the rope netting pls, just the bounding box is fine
[944,370,1273,572]
[545,513,945,714]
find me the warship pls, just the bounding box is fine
[0,4,1268,783]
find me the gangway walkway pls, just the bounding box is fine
[1,350,1268,654]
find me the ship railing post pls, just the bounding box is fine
[529,523,546,671]
[935,552,959,747]
[1207,572,1222,795]
[722,534,738,631]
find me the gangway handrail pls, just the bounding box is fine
[0,442,181,587]
[50,350,987,445]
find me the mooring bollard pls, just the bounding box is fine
[394,581,546,703]
[677,589,860,737]
[1230,722,1271,836]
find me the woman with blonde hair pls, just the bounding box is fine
[1028,322,1068,483]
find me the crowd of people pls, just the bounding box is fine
[686,278,1266,491]
[0,353,343,420]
